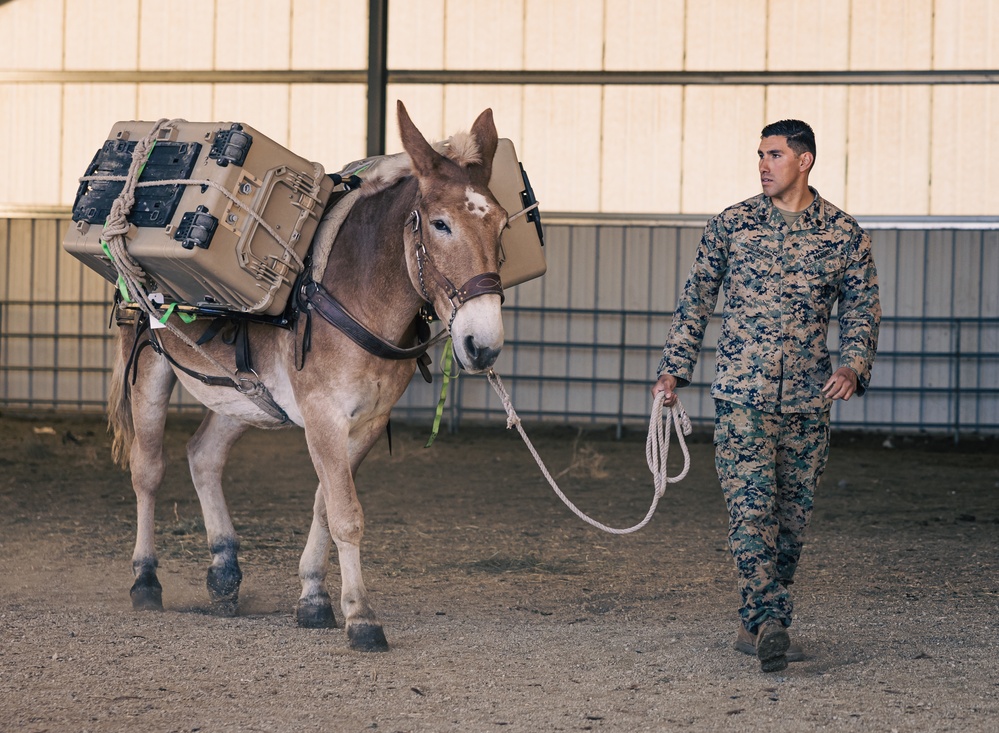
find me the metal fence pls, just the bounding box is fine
[2,299,997,440]
[395,311,999,440]
[2,217,997,439]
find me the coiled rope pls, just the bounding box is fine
[486,370,691,534]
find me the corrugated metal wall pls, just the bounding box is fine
[3,215,996,435]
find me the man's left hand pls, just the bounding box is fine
[822,367,858,401]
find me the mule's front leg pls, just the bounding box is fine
[187,412,249,615]
[300,428,387,651]
[297,479,386,650]
[296,485,338,629]
[334,536,387,652]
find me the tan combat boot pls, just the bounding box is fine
[733,622,805,672]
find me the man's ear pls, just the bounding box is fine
[799,151,815,172]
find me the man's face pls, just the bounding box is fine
[758,135,807,202]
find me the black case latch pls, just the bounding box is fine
[174,205,219,250]
[209,123,253,167]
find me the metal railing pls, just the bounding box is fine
[3,299,996,440]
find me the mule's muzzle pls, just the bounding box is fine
[460,334,501,373]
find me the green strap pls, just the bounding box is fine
[100,239,133,303]
[425,338,454,448]
[157,302,197,325]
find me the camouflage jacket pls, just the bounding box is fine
[657,189,881,413]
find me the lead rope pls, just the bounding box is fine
[486,370,692,534]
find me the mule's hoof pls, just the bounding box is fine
[296,598,338,629]
[347,623,389,652]
[206,561,242,603]
[130,573,163,611]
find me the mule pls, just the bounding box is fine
[107,101,508,651]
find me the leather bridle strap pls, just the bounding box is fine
[418,252,504,310]
[408,208,504,330]
[298,280,440,382]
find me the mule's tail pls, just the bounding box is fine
[107,326,135,469]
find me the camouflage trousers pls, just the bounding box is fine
[714,399,831,633]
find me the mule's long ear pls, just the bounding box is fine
[469,108,498,182]
[398,100,441,178]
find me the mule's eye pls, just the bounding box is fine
[431,219,451,235]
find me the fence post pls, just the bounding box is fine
[616,311,626,439]
[953,319,961,444]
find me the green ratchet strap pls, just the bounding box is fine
[158,302,197,325]
[100,239,133,303]
[425,338,455,448]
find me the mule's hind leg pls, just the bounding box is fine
[186,411,249,615]
[125,346,177,611]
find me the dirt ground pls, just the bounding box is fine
[0,408,997,733]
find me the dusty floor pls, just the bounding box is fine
[0,409,997,732]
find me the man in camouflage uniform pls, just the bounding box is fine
[652,120,880,673]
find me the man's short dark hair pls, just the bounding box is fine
[761,119,816,160]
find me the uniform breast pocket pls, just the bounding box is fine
[803,254,846,302]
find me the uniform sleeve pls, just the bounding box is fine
[657,217,728,387]
[837,230,881,395]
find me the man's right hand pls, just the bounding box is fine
[651,373,678,406]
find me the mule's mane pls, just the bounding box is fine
[441,130,482,167]
[351,131,482,198]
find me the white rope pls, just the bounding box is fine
[507,200,540,224]
[486,370,692,534]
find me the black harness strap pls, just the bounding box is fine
[147,328,242,388]
[124,315,152,386]
[196,317,228,346]
[235,320,253,374]
[121,311,292,424]
[294,302,312,372]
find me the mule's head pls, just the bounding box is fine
[398,101,507,374]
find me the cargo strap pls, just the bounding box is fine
[119,305,291,424]
[297,279,442,383]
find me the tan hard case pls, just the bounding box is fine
[488,138,546,288]
[63,120,335,317]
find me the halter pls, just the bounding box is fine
[407,207,504,331]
